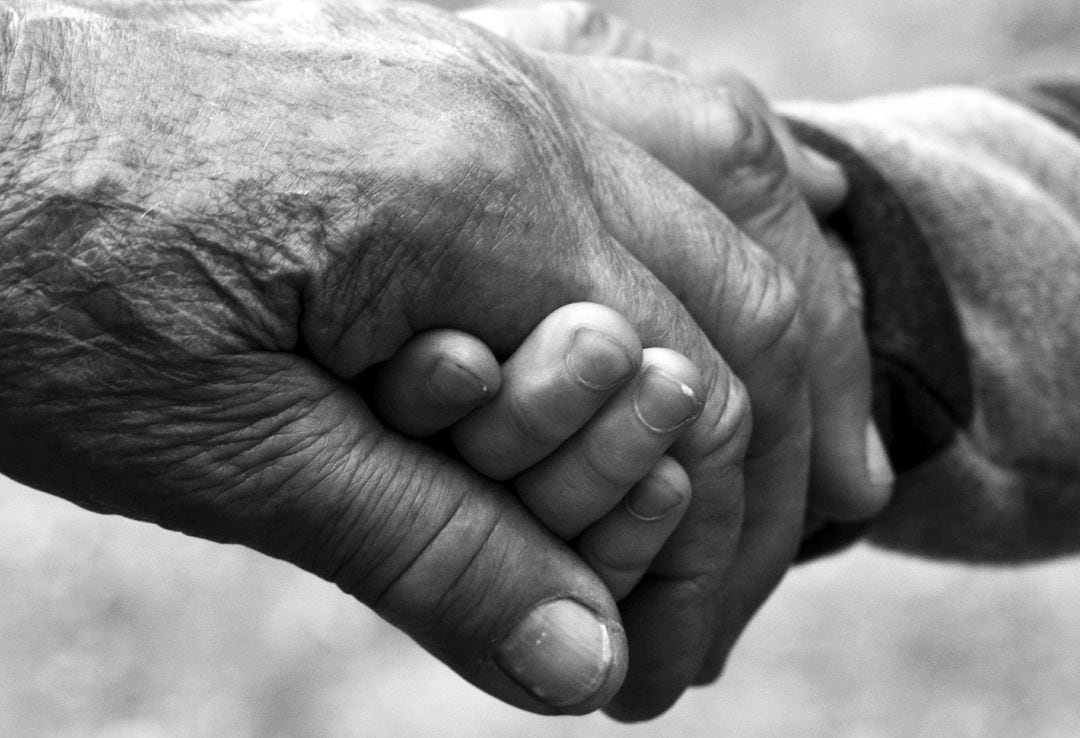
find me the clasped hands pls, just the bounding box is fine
[0,0,891,722]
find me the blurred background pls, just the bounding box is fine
[5,1,1080,736]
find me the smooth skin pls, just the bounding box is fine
[373,302,701,601]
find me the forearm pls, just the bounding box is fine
[785,81,1080,561]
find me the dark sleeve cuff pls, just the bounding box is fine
[785,119,975,562]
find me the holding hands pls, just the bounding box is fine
[0,0,887,721]
[374,303,704,604]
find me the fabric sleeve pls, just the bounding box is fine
[783,79,1080,562]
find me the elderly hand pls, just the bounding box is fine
[0,0,809,718]
[462,0,894,718]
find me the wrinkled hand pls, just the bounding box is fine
[0,0,809,719]
[463,0,894,718]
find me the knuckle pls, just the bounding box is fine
[760,266,811,385]
[579,438,640,490]
[399,68,556,195]
[707,86,790,195]
[502,382,567,449]
[281,432,413,594]
[322,440,503,627]
[699,364,754,464]
[676,354,753,481]
[587,543,649,578]
[372,480,510,639]
[735,254,809,376]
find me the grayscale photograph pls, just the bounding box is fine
[2,0,1079,735]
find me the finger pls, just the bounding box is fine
[704,70,848,215]
[371,328,501,438]
[458,1,688,72]
[514,347,703,539]
[184,354,628,715]
[296,218,751,716]
[775,118,849,216]
[453,302,642,480]
[575,115,811,719]
[461,2,847,213]
[546,55,886,520]
[577,455,691,602]
[802,242,886,519]
[296,47,759,716]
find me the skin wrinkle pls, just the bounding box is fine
[77,368,292,462]
[576,430,655,491]
[202,399,329,488]
[426,501,508,631]
[171,232,298,352]
[720,88,791,197]
[2,168,324,525]
[381,498,545,680]
[311,206,418,375]
[401,167,573,351]
[584,539,650,577]
[168,378,374,545]
[431,189,531,320]
[676,347,739,456]
[725,242,804,377]
[395,167,504,319]
[2,188,115,259]
[328,442,448,602]
[14,5,583,378]
[228,435,340,534]
[464,150,594,292]
[584,134,754,353]
[698,88,785,183]
[3,43,319,368]
[456,540,517,673]
[308,75,544,363]
[172,186,328,341]
[737,269,806,387]
[558,85,814,637]
[17,236,243,364]
[3,3,821,716]
[660,372,748,557]
[501,378,574,454]
[731,174,806,256]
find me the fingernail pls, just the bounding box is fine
[633,369,701,433]
[496,599,613,709]
[865,421,895,491]
[565,328,635,390]
[427,358,489,406]
[624,477,684,521]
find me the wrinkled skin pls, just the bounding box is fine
[0,0,815,719]
[464,1,890,708]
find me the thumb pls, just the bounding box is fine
[201,356,628,714]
